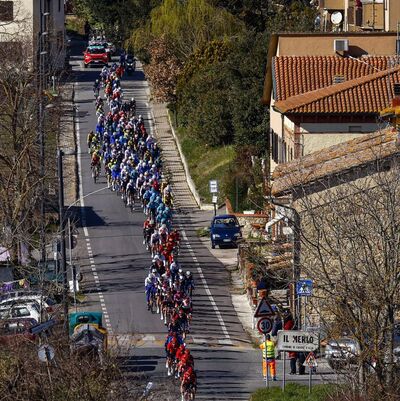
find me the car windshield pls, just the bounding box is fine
[87,47,105,54]
[213,217,238,227]
[12,307,30,317]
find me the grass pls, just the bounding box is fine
[196,227,210,237]
[174,123,235,204]
[251,383,335,401]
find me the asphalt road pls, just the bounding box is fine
[68,38,337,400]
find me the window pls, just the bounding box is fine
[0,1,13,21]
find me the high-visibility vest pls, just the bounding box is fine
[260,340,275,359]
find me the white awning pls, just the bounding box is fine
[265,215,284,231]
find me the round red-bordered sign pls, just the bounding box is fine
[257,317,273,334]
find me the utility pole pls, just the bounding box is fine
[57,149,68,334]
[38,0,46,263]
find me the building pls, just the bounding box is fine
[317,0,400,32]
[270,125,400,328]
[0,0,66,71]
[262,32,400,174]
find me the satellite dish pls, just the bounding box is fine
[331,11,343,25]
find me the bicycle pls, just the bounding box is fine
[182,383,196,401]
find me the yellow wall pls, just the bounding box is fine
[278,33,397,56]
[303,132,365,155]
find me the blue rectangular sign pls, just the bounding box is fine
[296,279,313,297]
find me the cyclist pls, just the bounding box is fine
[180,366,197,401]
[184,271,195,297]
[91,151,101,179]
[144,270,159,310]
[87,130,95,154]
[93,79,101,98]
[126,178,136,207]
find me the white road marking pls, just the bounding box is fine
[75,86,113,335]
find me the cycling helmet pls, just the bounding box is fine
[179,275,184,281]
[178,268,183,274]
[151,268,157,274]
[185,271,191,278]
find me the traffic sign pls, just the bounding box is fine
[257,317,273,334]
[212,195,218,204]
[38,344,55,363]
[304,352,318,368]
[277,330,319,352]
[254,298,275,318]
[209,180,218,194]
[296,279,313,297]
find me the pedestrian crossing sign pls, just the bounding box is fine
[254,298,275,318]
[296,279,313,297]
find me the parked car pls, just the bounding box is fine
[325,337,361,369]
[326,327,400,370]
[0,301,42,324]
[0,318,36,345]
[210,214,242,249]
[0,294,59,316]
[83,45,108,68]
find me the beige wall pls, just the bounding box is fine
[388,0,400,32]
[303,132,365,154]
[300,122,378,133]
[277,33,397,56]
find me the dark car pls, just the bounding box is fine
[210,214,242,249]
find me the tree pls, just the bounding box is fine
[130,0,244,62]
[293,156,400,397]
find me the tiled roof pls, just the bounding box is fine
[273,55,395,101]
[272,128,399,196]
[273,66,400,114]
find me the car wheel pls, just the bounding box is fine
[84,63,88,68]
[211,242,215,249]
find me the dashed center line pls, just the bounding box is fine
[177,222,232,345]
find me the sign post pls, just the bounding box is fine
[209,180,218,216]
[304,352,318,394]
[264,334,269,388]
[254,298,275,387]
[296,279,313,329]
[282,351,286,391]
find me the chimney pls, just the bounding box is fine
[393,83,400,107]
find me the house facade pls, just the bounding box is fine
[270,127,400,328]
[0,0,66,70]
[317,0,400,32]
[262,32,399,174]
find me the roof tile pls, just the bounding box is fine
[273,55,395,101]
[274,66,400,114]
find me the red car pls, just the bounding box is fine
[0,318,37,346]
[83,46,108,68]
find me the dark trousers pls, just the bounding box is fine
[298,352,306,375]
[290,358,297,374]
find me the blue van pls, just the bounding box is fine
[210,214,242,249]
